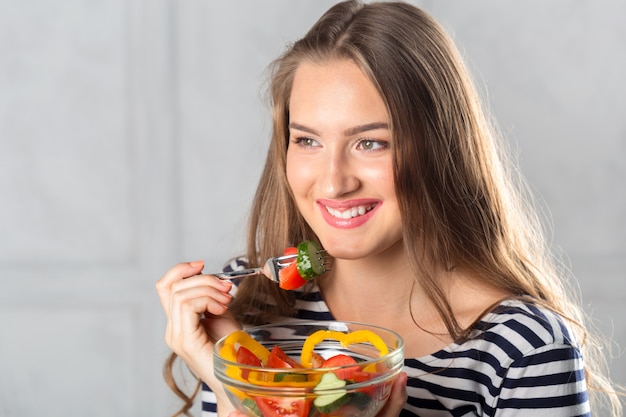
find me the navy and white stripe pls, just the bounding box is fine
[400,299,590,416]
[202,282,590,417]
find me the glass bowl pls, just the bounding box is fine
[213,320,404,417]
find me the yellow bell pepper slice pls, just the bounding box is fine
[219,329,272,396]
[300,329,390,367]
[219,330,271,364]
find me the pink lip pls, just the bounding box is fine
[317,198,381,229]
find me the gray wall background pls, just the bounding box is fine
[0,1,623,416]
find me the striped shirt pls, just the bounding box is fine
[202,263,590,416]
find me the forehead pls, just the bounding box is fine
[289,59,389,128]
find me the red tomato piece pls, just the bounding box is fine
[321,354,360,380]
[236,346,262,366]
[352,370,376,396]
[236,346,262,380]
[311,352,325,368]
[266,345,303,369]
[254,397,311,417]
[278,246,307,290]
[351,370,374,383]
[321,354,357,366]
[278,262,307,290]
[283,246,298,256]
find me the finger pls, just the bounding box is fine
[169,276,233,323]
[176,284,233,316]
[200,314,241,343]
[180,295,229,340]
[155,261,205,312]
[377,372,407,417]
[166,284,233,348]
[170,274,232,297]
[166,297,228,360]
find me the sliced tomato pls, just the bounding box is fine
[236,346,262,380]
[283,246,298,256]
[310,352,325,368]
[321,354,360,380]
[237,346,262,366]
[278,262,307,290]
[254,397,311,417]
[350,370,374,383]
[351,370,376,397]
[266,345,303,369]
[278,246,307,290]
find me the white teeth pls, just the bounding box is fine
[326,204,375,220]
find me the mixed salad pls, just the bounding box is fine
[219,328,393,417]
[278,241,326,290]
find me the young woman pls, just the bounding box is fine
[156,1,623,416]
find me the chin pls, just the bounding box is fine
[318,239,370,260]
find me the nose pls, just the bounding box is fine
[319,150,360,198]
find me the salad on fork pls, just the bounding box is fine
[212,240,331,290]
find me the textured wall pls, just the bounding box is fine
[1,1,623,416]
[0,0,179,415]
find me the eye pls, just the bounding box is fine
[292,137,320,148]
[356,139,388,152]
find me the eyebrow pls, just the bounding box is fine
[288,122,389,136]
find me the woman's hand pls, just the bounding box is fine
[377,372,408,417]
[155,261,241,390]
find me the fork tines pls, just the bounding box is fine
[275,249,331,273]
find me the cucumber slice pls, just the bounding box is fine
[242,397,262,417]
[296,240,324,280]
[273,372,308,383]
[313,373,351,414]
[350,391,372,410]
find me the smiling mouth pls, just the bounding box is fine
[324,204,377,220]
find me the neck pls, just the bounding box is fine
[318,245,429,324]
[318,248,514,358]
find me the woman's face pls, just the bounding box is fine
[286,59,403,260]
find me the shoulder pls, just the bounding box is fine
[469,299,581,360]
[406,300,590,415]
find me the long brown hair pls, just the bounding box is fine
[165,1,623,415]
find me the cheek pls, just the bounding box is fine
[285,152,295,186]
[285,151,304,196]
[365,161,395,192]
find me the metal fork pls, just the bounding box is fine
[212,251,330,283]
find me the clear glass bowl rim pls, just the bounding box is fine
[213,320,405,394]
